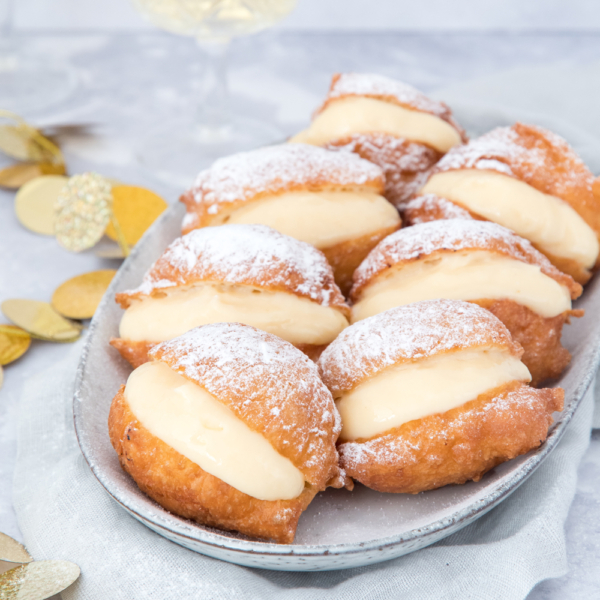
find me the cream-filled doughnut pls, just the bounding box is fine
[289,73,467,209]
[179,144,400,294]
[318,300,564,493]
[350,220,582,385]
[109,322,346,543]
[416,123,600,284]
[110,225,350,367]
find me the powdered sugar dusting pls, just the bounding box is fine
[150,323,342,485]
[326,134,440,209]
[187,143,383,208]
[403,193,473,224]
[339,385,554,469]
[435,123,590,189]
[318,299,516,395]
[118,224,347,310]
[353,220,566,293]
[325,73,451,119]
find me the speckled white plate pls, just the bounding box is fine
[73,110,600,571]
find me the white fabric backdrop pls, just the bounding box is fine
[11,56,600,600]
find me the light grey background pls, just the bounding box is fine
[9,0,600,31]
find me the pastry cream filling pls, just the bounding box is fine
[218,189,400,249]
[289,96,462,153]
[119,282,348,345]
[351,250,572,323]
[336,349,531,442]
[420,169,599,268]
[125,361,306,501]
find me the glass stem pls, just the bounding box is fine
[195,38,231,135]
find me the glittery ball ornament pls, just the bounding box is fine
[54,173,113,252]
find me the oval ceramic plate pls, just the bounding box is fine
[74,108,600,571]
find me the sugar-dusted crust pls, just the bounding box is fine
[474,299,582,387]
[109,337,329,369]
[338,380,564,493]
[324,134,441,210]
[350,220,582,301]
[316,73,467,140]
[321,222,401,295]
[150,323,343,490]
[432,123,600,265]
[180,144,384,233]
[115,224,349,314]
[109,388,317,543]
[403,193,475,225]
[318,299,522,396]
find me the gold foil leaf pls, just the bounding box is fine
[0,164,44,189]
[0,560,80,599]
[54,173,113,252]
[105,185,167,246]
[15,176,69,235]
[1,300,81,342]
[0,533,32,564]
[51,270,117,320]
[0,125,44,162]
[0,325,31,366]
[0,365,3,390]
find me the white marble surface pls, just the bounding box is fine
[1,31,600,598]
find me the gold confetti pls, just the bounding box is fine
[1,300,82,343]
[54,173,113,252]
[0,114,64,166]
[14,175,69,235]
[0,163,65,190]
[0,560,80,599]
[105,185,167,246]
[0,532,32,564]
[51,270,117,320]
[0,124,50,163]
[0,325,31,366]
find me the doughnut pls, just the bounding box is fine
[318,300,564,493]
[417,123,600,284]
[108,323,346,543]
[110,224,350,367]
[350,220,582,385]
[180,143,401,294]
[289,73,467,210]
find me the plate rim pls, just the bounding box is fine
[72,192,600,568]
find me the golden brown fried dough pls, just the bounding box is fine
[338,381,563,494]
[109,323,346,543]
[111,224,350,368]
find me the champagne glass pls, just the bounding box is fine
[130,0,297,186]
[0,0,77,113]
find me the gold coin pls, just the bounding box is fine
[0,532,32,564]
[105,185,167,246]
[52,269,117,320]
[0,325,31,365]
[0,560,80,599]
[15,175,69,235]
[54,172,113,252]
[1,299,82,342]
